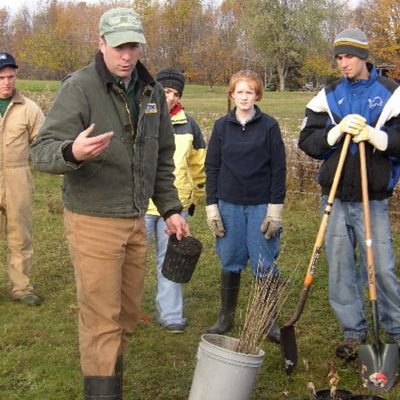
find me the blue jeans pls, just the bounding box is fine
[323,196,400,340]
[145,212,188,327]
[216,200,280,277]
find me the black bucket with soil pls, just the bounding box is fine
[161,234,202,283]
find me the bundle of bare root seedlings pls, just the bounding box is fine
[237,265,290,355]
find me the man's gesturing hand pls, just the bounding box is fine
[72,123,114,161]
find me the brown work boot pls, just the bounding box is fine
[336,337,365,361]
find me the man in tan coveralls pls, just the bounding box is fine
[0,52,44,305]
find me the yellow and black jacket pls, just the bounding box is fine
[147,105,206,215]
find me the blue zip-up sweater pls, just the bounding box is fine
[205,105,286,206]
[299,64,400,201]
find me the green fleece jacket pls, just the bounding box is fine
[31,52,182,218]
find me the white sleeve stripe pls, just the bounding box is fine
[306,88,336,125]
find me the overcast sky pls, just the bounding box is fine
[5,0,105,16]
[5,0,361,17]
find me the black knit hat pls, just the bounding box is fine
[334,28,369,59]
[156,68,185,97]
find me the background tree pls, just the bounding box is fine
[156,0,203,71]
[134,0,162,72]
[0,0,398,88]
[244,0,331,91]
[0,8,11,52]
[216,0,246,84]
[190,2,244,90]
[355,0,400,79]
[300,54,338,88]
[190,6,224,91]
[15,1,105,79]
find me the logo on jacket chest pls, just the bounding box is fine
[368,96,383,109]
[145,103,158,114]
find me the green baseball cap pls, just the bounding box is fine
[99,8,146,47]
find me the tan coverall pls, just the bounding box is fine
[0,91,44,298]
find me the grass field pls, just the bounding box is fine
[0,81,399,399]
[16,80,60,93]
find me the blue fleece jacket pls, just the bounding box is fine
[205,105,286,206]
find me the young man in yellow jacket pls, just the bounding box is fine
[146,68,206,333]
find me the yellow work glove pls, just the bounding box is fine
[352,125,388,151]
[260,204,283,240]
[205,204,225,237]
[327,114,366,146]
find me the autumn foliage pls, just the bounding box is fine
[0,0,399,88]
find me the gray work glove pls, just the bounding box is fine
[205,204,225,237]
[260,204,283,240]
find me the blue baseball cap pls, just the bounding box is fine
[0,52,18,70]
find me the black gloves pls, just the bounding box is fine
[188,204,196,216]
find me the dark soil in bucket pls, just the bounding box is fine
[303,389,353,400]
[169,236,201,253]
[349,396,386,400]
[161,234,202,283]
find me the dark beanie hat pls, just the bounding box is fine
[334,28,369,59]
[155,68,185,96]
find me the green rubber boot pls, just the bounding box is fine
[84,375,122,400]
[207,271,241,334]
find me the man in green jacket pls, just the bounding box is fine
[31,8,189,400]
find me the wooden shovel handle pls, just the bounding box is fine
[359,141,377,301]
[303,133,352,286]
[284,134,351,327]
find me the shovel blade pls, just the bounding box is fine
[358,343,398,391]
[280,325,298,374]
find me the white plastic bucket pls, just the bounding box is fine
[189,334,265,400]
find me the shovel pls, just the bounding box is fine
[357,141,398,391]
[280,134,352,374]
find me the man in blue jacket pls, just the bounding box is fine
[299,28,400,360]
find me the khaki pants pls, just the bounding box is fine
[64,209,147,376]
[0,167,34,298]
